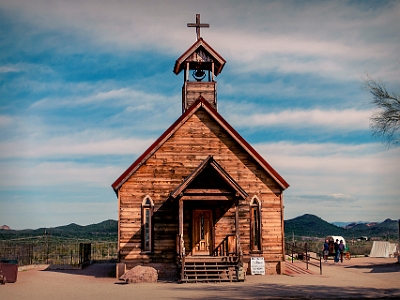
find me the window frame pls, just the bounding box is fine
[141,195,154,253]
[250,196,262,252]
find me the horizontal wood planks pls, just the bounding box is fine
[183,81,216,111]
[118,107,284,269]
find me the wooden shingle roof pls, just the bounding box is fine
[173,38,226,76]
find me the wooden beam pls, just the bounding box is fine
[183,188,233,195]
[181,195,233,201]
[235,198,239,256]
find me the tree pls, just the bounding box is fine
[363,74,400,147]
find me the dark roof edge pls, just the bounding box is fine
[111,100,203,192]
[173,38,226,75]
[199,99,290,190]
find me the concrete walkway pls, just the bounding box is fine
[1,257,399,299]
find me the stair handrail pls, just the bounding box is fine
[213,235,229,256]
[285,241,322,275]
[213,234,237,257]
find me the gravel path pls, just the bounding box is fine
[1,257,399,299]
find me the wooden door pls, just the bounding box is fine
[192,210,213,255]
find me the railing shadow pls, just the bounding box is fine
[344,261,400,273]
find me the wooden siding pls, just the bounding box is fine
[183,81,216,112]
[118,106,284,272]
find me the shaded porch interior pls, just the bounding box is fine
[170,156,248,282]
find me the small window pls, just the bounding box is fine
[142,196,154,252]
[250,196,261,251]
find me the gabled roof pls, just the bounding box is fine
[112,97,289,192]
[170,155,248,199]
[173,38,226,76]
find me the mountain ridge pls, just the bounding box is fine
[1,215,398,240]
[285,214,399,239]
[0,219,117,241]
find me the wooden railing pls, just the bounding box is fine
[213,234,236,257]
[285,242,322,275]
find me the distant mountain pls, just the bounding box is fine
[285,214,399,239]
[285,214,345,238]
[346,218,398,238]
[331,221,351,228]
[0,219,118,241]
[331,221,374,228]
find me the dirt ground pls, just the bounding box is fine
[1,257,399,299]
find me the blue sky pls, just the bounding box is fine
[1,0,399,229]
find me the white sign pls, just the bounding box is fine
[250,257,265,275]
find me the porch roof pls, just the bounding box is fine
[170,156,248,200]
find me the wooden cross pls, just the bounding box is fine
[187,14,209,40]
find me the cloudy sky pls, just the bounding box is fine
[1,0,399,230]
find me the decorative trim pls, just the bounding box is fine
[142,195,154,206]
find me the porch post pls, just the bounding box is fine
[179,198,184,256]
[235,197,240,256]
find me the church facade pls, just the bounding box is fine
[112,15,289,282]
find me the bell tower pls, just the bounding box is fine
[173,14,226,113]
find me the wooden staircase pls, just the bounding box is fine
[284,262,316,276]
[180,256,240,283]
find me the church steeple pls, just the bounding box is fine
[173,14,226,113]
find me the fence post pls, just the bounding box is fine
[46,234,49,264]
[320,254,322,275]
[291,242,294,263]
[305,242,308,270]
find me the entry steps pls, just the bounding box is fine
[284,262,316,276]
[180,256,240,283]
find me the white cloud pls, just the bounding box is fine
[0,160,122,188]
[30,87,174,109]
[329,193,354,200]
[2,0,399,81]
[0,115,14,127]
[229,108,371,131]
[0,65,20,73]
[0,134,155,159]
[254,141,400,221]
[1,0,399,227]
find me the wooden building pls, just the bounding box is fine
[112,15,289,282]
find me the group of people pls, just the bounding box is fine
[323,238,345,263]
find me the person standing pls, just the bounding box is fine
[323,239,330,262]
[334,239,340,263]
[339,240,345,263]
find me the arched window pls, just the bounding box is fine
[142,196,154,252]
[250,196,261,251]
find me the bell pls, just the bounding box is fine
[193,69,206,81]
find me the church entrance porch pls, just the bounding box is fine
[177,200,244,283]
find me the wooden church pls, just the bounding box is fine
[112,15,289,282]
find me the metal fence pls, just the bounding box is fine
[0,235,117,266]
[285,241,322,275]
